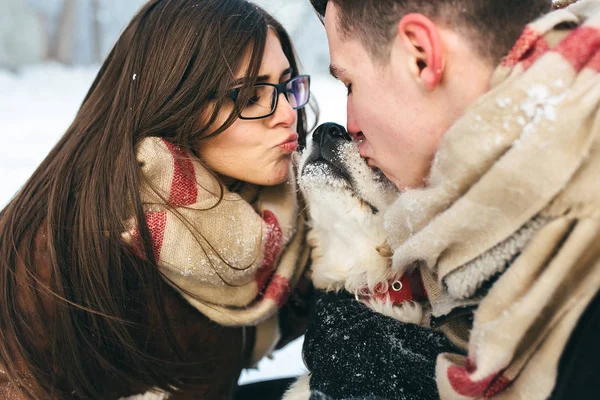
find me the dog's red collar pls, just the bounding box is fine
[359,269,428,305]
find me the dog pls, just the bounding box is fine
[283,123,425,400]
[298,122,424,323]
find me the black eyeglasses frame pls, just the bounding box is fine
[226,74,311,120]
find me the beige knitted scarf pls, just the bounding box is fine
[385,1,600,398]
[122,137,309,362]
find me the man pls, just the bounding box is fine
[303,0,600,398]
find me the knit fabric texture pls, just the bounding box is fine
[382,2,600,398]
[123,137,309,362]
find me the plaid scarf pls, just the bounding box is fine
[385,1,600,398]
[123,137,309,363]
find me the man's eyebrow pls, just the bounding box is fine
[329,64,346,80]
[233,67,294,86]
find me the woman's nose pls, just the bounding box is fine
[271,92,297,127]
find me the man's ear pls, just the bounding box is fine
[397,13,444,91]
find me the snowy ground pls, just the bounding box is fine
[0,62,346,385]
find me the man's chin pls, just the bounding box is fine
[377,169,404,191]
[366,161,386,179]
[361,158,395,187]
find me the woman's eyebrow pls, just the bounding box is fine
[280,67,293,77]
[232,67,293,86]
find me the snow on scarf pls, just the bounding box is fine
[384,1,600,398]
[123,137,309,363]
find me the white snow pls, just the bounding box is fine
[495,97,512,109]
[0,62,347,386]
[0,63,99,206]
[514,84,565,148]
[520,84,561,122]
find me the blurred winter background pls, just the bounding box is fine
[0,0,346,388]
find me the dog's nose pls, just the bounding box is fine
[312,123,352,147]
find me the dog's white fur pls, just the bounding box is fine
[297,131,422,323]
[283,130,423,400]
[282,373,312,400]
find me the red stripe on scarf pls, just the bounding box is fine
[162,139,198,206]
[502,26,543,68]
[128,210,167,261]
[555,26,600,72]
[521,37,550,71]
[264,275,291,307]
[447,364,499,397]
[255,210,284,294]
[483,374,511,399]
[145,210,167,261]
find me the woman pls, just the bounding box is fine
[0,0,315,398]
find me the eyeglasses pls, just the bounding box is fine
[226,75,311,120]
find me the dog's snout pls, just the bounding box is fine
[312,123,352,147]
[327,124,352,141]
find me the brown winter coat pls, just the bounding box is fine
[0,227,307,399]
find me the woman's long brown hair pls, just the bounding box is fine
[0,0,314,398]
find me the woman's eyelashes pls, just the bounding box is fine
[280,71,292,83]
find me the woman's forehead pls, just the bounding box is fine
[235,30,290,81]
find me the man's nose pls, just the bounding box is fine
[346,97,364,141]
[312,122,352,147]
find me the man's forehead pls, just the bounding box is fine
[324,2,351,79]
[323,1,346,45]
[323,1,338,25]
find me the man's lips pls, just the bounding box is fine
[358,140,367,156]
[358,141,372,164]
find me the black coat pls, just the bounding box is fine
[303,291,459,400]
[302,289,600,400]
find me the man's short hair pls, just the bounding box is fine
[310,0,553,63]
